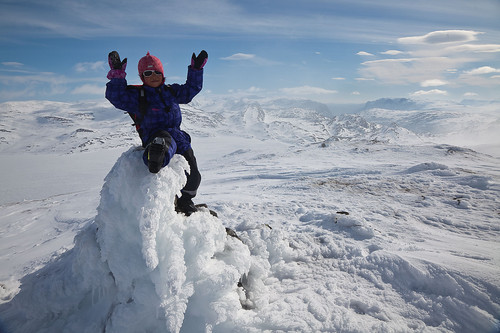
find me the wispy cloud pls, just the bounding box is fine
[463,66,500,75]
[420,79,448,87]
[2,62,24,67]
[445,44,500,53]
[3,0,494,43]
[380,50,405,55]
[458,66,500,86]
[357,51,374,56]
[220,53,278,66]
[0,72,63,85]
[280,86,338,96]
[74,61,106,73]
[220,53,255,61]
[398,30,482,44]
[410,89,448,97]
[359,29,500,89]
[71,84,104,95]
[0,69,104,100]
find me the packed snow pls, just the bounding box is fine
[0,97,499,332]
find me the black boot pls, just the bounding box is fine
[147,137,166,173]
[175,195,198,216]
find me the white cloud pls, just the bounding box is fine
[220,53,255,61]
[246,86,262,93]
[358,28,500,86]
[457,66,500,86]
[220,53,279,66]
[446,44,500,53]
[361,28,500,91]
[380,50,404,55]
[420,79,448,87]
[352,91,360,95]
[0,71,71,100]
[331,77,345,80]
[464,66,500,75]
[1,0,497,46]
[463,92,478,97]
[0,73,62,85]
[280,86,338,95]
[362,58,417,65]
[74,61,106,73]
[357,51,374,56]
[360,57,456,84]
[2,62,24,67]
[398,30,482,44]
[71,84,104,95]
[410,89,448,97]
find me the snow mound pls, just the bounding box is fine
[299,210,375,240]
[406,162,450,174]
[0,148,252,333]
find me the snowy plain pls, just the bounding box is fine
[0,96,499,332]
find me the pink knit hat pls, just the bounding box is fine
[138,52,164,80]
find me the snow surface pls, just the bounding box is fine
[0,97,499,332]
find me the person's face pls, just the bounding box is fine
[142,70,163,88]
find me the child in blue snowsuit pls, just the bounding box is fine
[105,50,208,215]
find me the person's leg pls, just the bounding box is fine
[142,131,177,173]
[181,148,201,198]
[176,148,202,215]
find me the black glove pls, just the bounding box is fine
[191,50,208,70]
[108,51,127,70]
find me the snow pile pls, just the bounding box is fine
[0,148,252,333]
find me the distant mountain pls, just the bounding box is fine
[186,98,423,146]
[363,98,423,111]
[1,97,499,155]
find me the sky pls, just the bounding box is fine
[0,0,499,104]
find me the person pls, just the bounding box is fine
[105,50,208,215]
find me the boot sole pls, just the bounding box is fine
[148,143,165,173]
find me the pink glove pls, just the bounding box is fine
[107,51,127,79]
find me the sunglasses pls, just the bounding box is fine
[143,70,163,77]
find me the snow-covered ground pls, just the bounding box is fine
[0,97,499,332]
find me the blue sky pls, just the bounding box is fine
[1,0,499,104]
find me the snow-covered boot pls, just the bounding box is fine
[147,137,167,173]
[175,195,198,216]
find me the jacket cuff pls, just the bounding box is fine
[107,69,127,80]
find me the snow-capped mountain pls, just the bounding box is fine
[0,97,499,332]
[361,98,500,150]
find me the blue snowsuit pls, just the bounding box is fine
[106,66,203,197]
[105,66,203,165]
